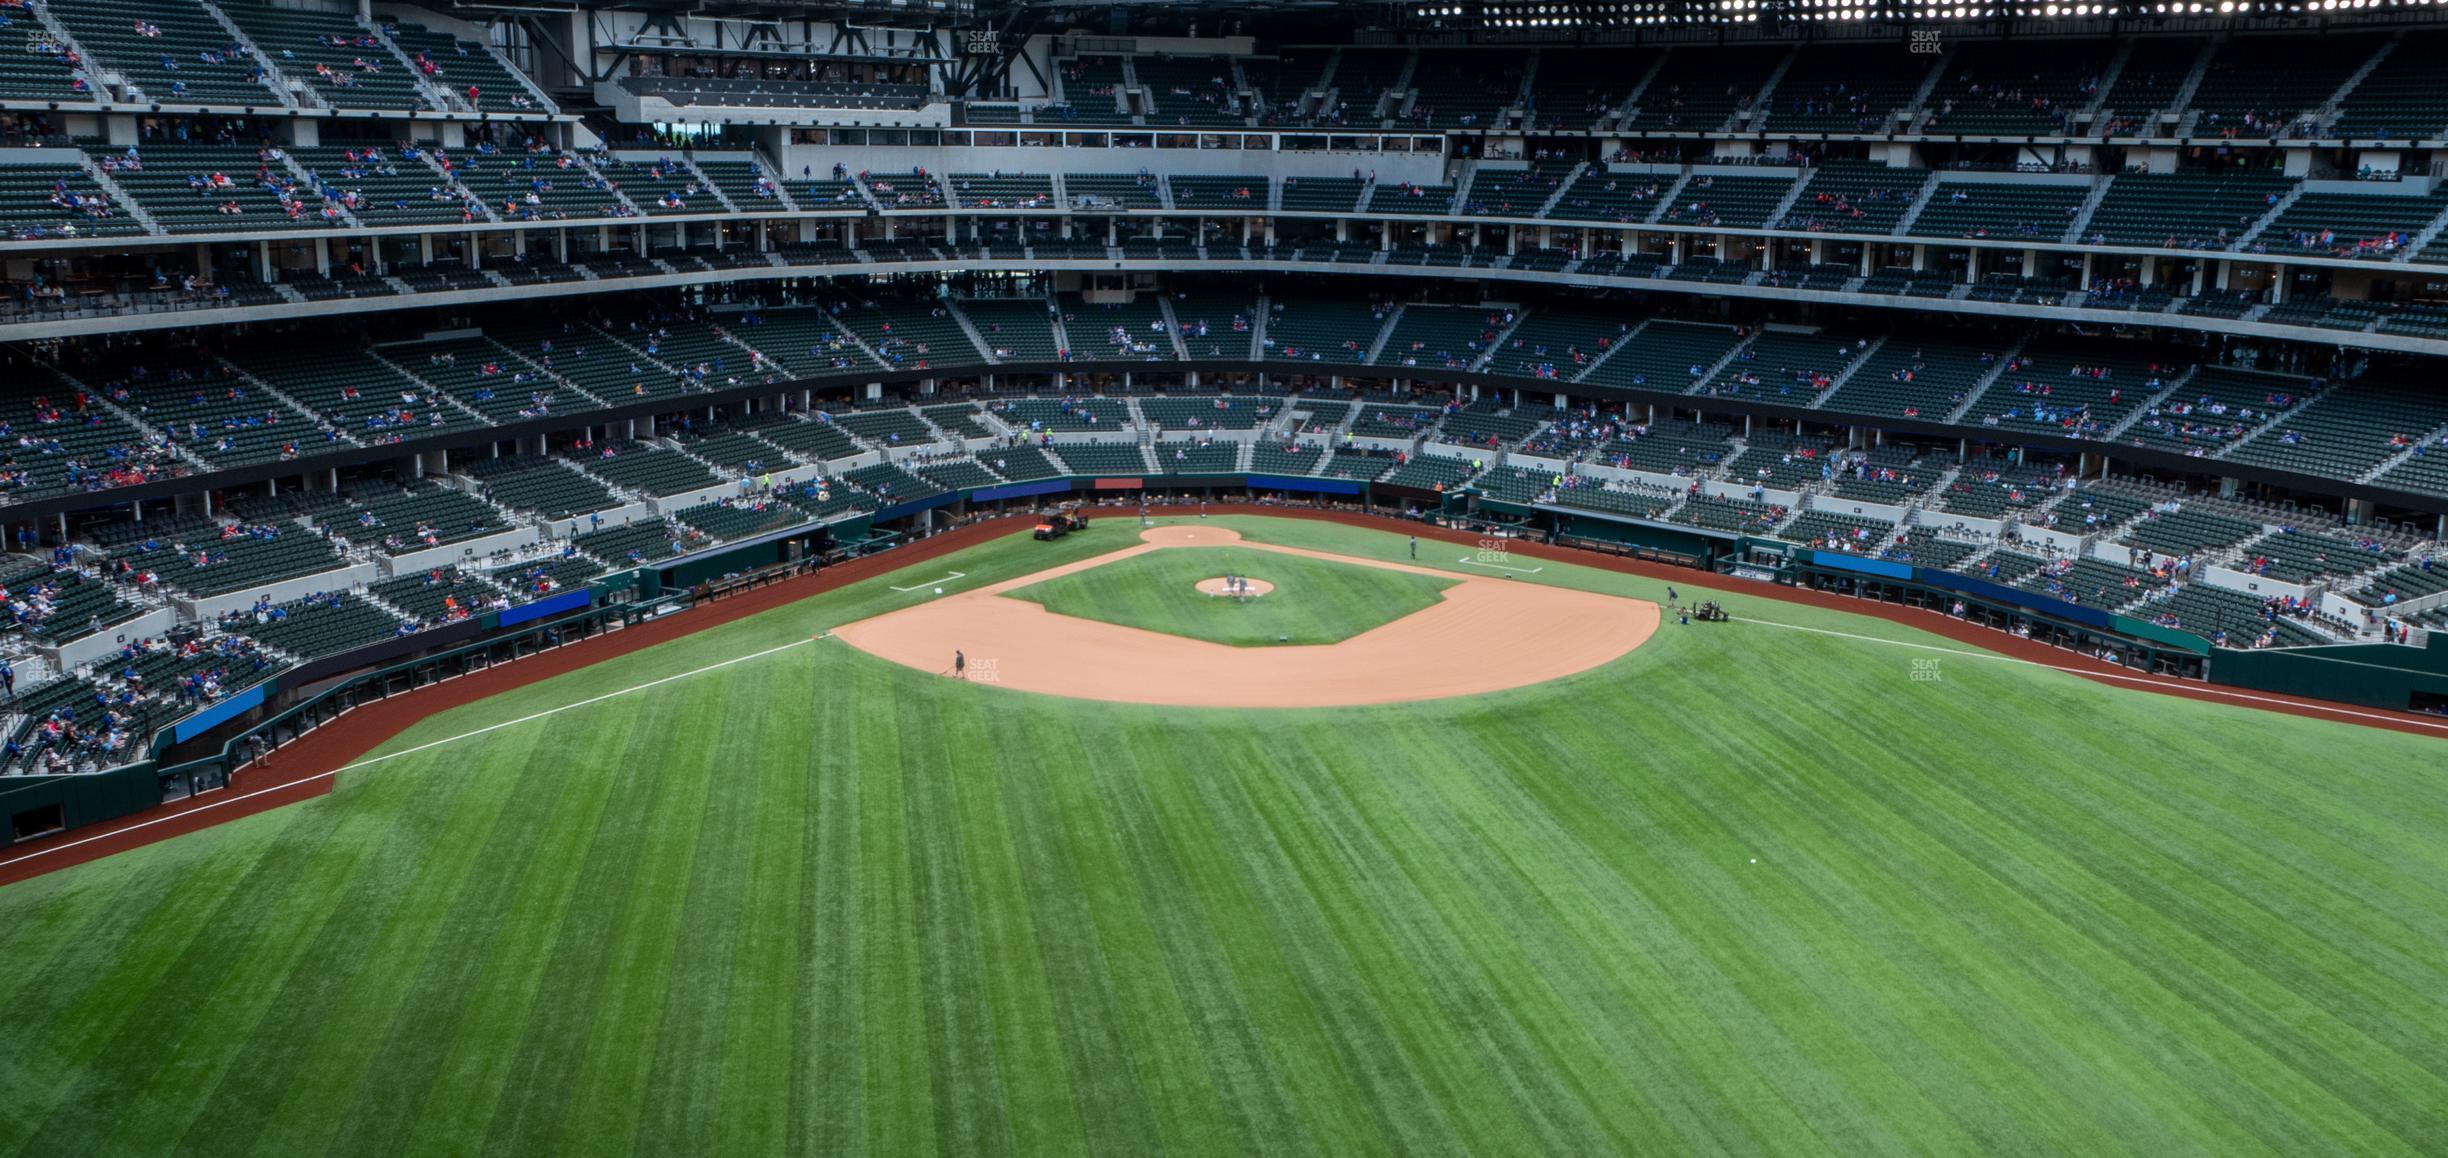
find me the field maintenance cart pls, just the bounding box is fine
[1033,502,1090,540]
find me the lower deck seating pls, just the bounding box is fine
[222,594,410,658]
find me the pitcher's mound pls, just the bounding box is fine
[1195,577,1275,598]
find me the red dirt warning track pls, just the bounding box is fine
[3,503,2441,886]
[832,525,1657,708]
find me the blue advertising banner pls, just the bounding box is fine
[1249,474,1363,495]
[174,683,266,744]
[972,479,1074,503]
[498,588,593,627]
[1920,568,2116,630]
[1802,550,1913,581]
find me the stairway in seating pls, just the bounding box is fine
[2059,175,2115,244]
[1153,296,1193,360]
[1806,336,1888,409]
[198,0,304,108]
[76,156,161,234]
[1942,337,2029,424]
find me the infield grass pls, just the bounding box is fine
[1006,543,1454,646]
[2,515,2446,1156]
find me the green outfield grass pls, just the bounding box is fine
[1007,544,1454,646]
[3,515,2447,1156]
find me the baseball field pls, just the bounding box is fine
[2,514,2444,1156]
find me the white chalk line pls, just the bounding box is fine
[889,572,966,593]
[0,634,832,872]
[1725,614,2448,735]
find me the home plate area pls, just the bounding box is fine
[830,526,1659,708]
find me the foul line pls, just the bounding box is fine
[0,634,830,872]
[1728,614,2448,735]
[889,571,966,592]
[1457,557,1545,574]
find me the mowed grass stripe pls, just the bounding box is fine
[1921,735,2448,1145]
[315,724,616,1158]
[1627,701,2160,1153]
[1234,745,1559,1154]
[1410,712,1928,1153]
[435,707,666,1158]
[948,701,1092,1155]
[850,664,937,1154]
[990,726,1172,1156]
[0,816,296,1155]
[1982,723,2448,1060]
[894,684,1016,1155]
[628,677,776,1157]
[1644,647,2334,1152]
[1296,722,1649,1152]
[33,766,434,1158]
[791,671,866,1155]
[492,699,715,1156]
[1102,732,1364,1155]
[252,724,566,1158]
[1030,729,1239,1154]
[553,679,727,1156]
[1849,732,2409,1152]
[173,738,534,1156]
[1079,729,1316,1155]
[710,662,816,1156]
[1178,729,1463,1156]
[1306,720,1679,1153]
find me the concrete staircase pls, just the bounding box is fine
[2161,40,2219,129]
[1642,171,1696,225]
[1364,305,1404,363]
[24,4,106,104]
[1153,296,1193,360]
[2319,32,2398,125]
[679,158,739,213]
[410,149,496,221]
[1764,169,1815,230]
[1943,338,2029,424]
[197,1,305,109]
[946,301,998,363]
[1901,52,1951,130]
[1680,331,1758,395]
[363,18,461,113]
[76,156,161,235]
[356,352,491,426]
[748,150,800,210]
[2099,366,2199,440]
[1741,46,1801,133]
[1471,310,1531,372]
[1887,172,1946,236]
[1568,318,1653,384]
[2081,39,2137,119]
[211,356,364,444]
[275,150,362,228]
[1614,51,1670,129]
[2399,201,2448,263]
[2356,421,2448,483]
[1381,49,1420,123]
[2235,184,2306,247]
[2060,175,2116,244]
[1807,336,1888,409]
